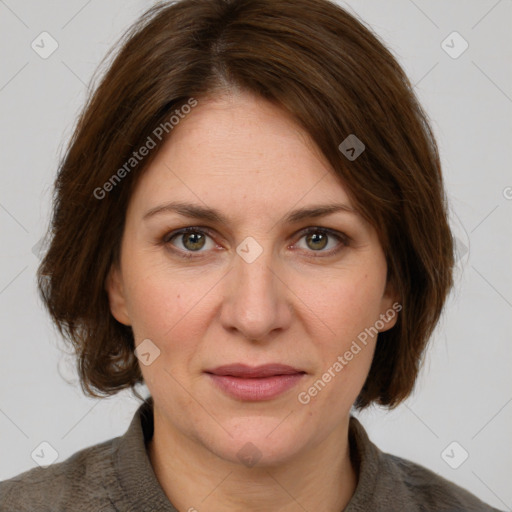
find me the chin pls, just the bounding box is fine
[199,416,310,468]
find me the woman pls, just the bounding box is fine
[0,0,503,510]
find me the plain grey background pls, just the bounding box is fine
[1,0,511,510]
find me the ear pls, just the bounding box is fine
[105,264,131,326]
[378,277,401,333]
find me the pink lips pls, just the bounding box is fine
[205,364,306,401]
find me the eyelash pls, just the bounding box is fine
[162,226,350,260]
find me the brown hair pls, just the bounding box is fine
[37,0,454,409]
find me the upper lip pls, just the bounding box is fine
[205,364,305,378]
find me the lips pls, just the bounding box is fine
[204,364,306,401]
[205,363,304,378]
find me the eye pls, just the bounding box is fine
[164,227,216,257]
[294,227,348,256]
[162,226,349,259]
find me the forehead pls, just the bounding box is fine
[126,91,354,220]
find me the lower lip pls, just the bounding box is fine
[206,373,305,401]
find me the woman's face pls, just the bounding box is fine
[106,90,398,466]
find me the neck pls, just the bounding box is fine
[147,410,358,512]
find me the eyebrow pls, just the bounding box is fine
[143,201,358,225]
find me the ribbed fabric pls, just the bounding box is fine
[0,397,503,511]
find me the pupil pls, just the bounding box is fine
[308,232,327,250]
[184,233,205,250]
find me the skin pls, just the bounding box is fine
[106,89,399,512]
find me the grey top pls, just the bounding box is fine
[0,396,503,511]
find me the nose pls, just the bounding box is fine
[219,239,292,342]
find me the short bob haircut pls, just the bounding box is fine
[37,0,454,410]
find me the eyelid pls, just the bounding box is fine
[295,226,350,244]
[163,225,216,243]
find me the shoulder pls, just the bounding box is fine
[348,415,504,512]
[0,436,119,512]
[381,451,504,512]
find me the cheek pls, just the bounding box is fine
[127,277,178,334]
[122,238,211,326]
[123,263,219,365]
[296,267,385,406]
[301,276,382,411]
[304,268,386,345]
[125,273,203,387]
